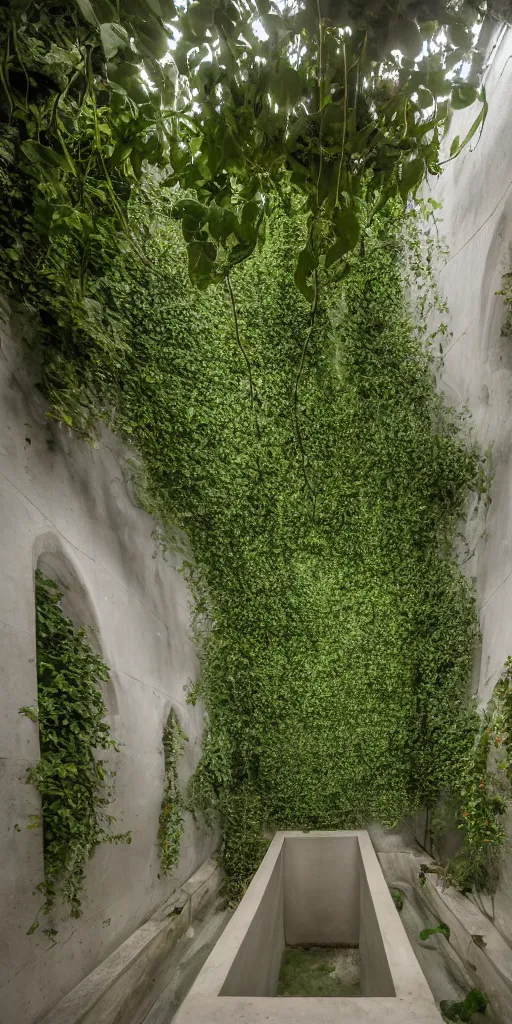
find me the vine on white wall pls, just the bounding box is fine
[158,708,187,875]
[20,570,130,937]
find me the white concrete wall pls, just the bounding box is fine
[220,849,284,997]
[0,320,215,1023]
[284,833,359,946]
[425,23,512,943]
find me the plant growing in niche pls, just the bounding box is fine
[441,988,488,1022]
[158,708,187,874]
[20,570,130,936]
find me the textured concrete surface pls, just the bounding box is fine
[423,23,512,946]
[40,859,222,1024]
[174,832,442,1023]
[141,906,232,1024]
[284,833,359,946]
[0,320,216,1023]
[372,825,510,1024]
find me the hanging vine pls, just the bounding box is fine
[19,571,130,936]
[0,0,494,321]
[158,709,188,874]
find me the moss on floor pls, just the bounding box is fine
[277,945,361,997]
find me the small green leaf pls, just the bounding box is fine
[440,988,488,1022]
[420,922,450,941]
[450,135,460,158]
[390,887,404,911]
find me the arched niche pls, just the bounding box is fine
[32,532,119,718]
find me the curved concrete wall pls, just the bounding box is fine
[0,321,215,1022]
[425,23,512,944]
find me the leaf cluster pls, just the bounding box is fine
[157,709,187,874]
[441,987,488,1022]
[439,655,512,894]
[19,570,130,934]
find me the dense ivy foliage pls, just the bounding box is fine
[26,195,489,900]
[20,571,130,934]
[435,656,512,893]
[158,709,187,873]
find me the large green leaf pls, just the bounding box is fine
[448,90,488,160]
[187,239,216,286]
[144,0,177,18]
[21,140,70,173]
[271,66,303,108]
[187,1,213,39]
[399,157,424,201]
[325,209,360,267]
[100,23,130,59]
[416,88,433,109]
[294,245,317,303]
[173,199,208,225]
[133,17,170,59]
[450,85,477,110]
[75,0,98,25]
[448,23,472,50]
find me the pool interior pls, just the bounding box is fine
[277,945,361,997]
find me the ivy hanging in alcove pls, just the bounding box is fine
[20,570,130,936]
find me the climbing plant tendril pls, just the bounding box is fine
[19,571,130,935]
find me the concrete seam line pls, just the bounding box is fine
[481,562,512,610]
[443,179,512,268]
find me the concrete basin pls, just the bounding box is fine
[173,830,443,1023]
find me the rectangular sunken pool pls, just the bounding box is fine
[174,831,443,1024]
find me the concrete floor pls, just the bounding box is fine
[397,883,481,1009]
[138,905,232,1024]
